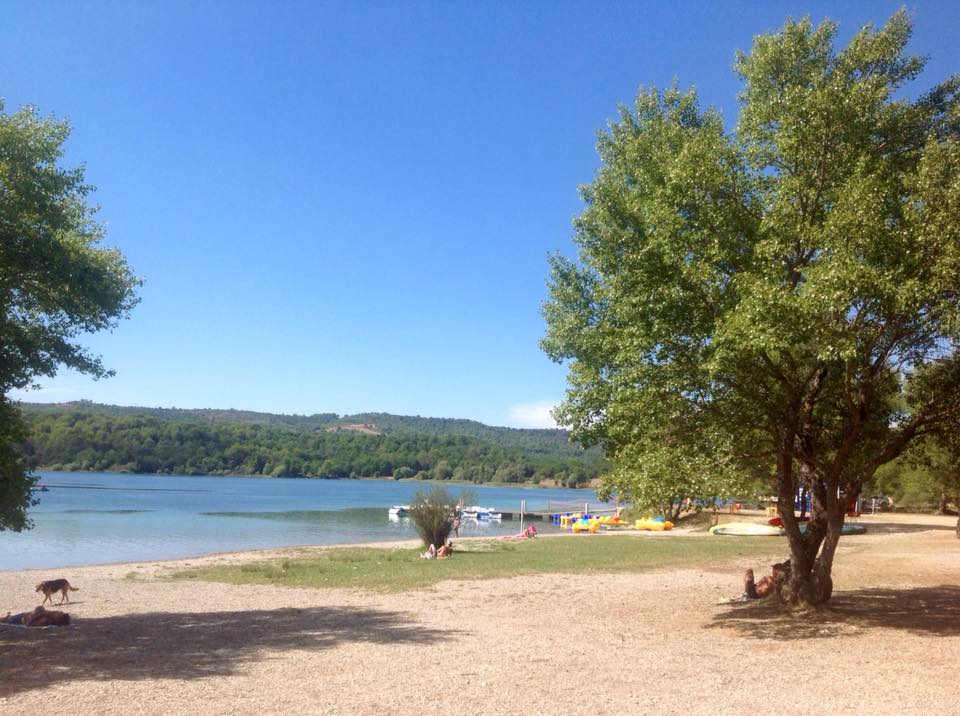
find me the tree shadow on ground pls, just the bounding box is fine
[708,585,960,641]
[855,522,955,534]
[0,605,458,696]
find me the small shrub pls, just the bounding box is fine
[409,485,458,548]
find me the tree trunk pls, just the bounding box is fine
[662,500,682,522]
[779,465,840,606]
[778,459,814,605]
[956,493,960,539]
[808,505,845,603]
[937,492,948,515]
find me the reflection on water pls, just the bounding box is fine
[202,508,386,523]
[59,509,154,514]
[45,482,212,492]
[0,472,598,571]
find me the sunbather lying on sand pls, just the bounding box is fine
[501,525,539,541]
[420,544,437,560]
[720,564,787,603]
[2,606,71,626]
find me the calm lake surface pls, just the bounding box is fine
[0,471,600,571]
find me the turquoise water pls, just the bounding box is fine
[0,472,599,571]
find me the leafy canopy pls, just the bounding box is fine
[0,100,140,530]
[543,11,960,549]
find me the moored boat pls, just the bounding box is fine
[461,506,502,520]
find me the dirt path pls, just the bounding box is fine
[0,513,956,715]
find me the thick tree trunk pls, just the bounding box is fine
[666,500,683,522]
[778,459,816,605]
[779,466,841,606]
[809,506,845,603]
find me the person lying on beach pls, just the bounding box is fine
[739,568,760,600]
[2,606,71,627]
[754,562,789,598]
[436,540,453,558]
[420,544,437,560]
[720,563,789,603]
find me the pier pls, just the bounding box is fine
[493,501,618,522]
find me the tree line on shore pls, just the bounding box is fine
[19,406,603,486]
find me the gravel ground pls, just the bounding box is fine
[0,512,956,715]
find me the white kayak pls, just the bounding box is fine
[709,522,782,536]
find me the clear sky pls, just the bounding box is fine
[3,1,957,427]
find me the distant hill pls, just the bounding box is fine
[20,401,339,430]
[329,412,599,459]
[20,402,598,459]
[17,401,604,486]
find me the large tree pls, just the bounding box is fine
[0,100,139,530]
[542,12,960,605]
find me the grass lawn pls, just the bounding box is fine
[170,534,785,592]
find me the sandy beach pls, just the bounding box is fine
[1,512,956,715]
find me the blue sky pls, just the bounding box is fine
[3,1,957,427]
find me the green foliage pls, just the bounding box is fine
[408,485,460,548]
[542,11,960,603]
[0,103,140,394]
[329,412,604,461]
[0,397,37,531]
[18,402,603,484]
[0,101,139,530]
[872,457,939,510]
[24,403,602,463]
[171,534,783,593]
[875,427,960,531]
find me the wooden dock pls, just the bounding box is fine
[493,503,618,522]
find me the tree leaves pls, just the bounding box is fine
[0,101,141,529]
[543,11,960,524]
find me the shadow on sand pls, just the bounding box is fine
[855,521,956,534]
[709,585,960,640]
[0,605,458,696]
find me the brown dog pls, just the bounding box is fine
[35,579,79,606]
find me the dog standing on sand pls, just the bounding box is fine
[35,579,79,606]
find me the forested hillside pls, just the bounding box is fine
[329,412,598,458]
[18,402,603,486]
[21,401,338,431]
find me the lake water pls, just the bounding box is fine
[0,471,600,571]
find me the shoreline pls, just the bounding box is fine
[1,513,956,713]
[4,510,949,576]
[9,471,602,572]
[32,467,598,490]
[0,535,425,576]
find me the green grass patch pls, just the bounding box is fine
[170,535,783,593]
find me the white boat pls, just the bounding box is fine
[462,506,501,520]
[709,522,781,536]
[388,505,410,517]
